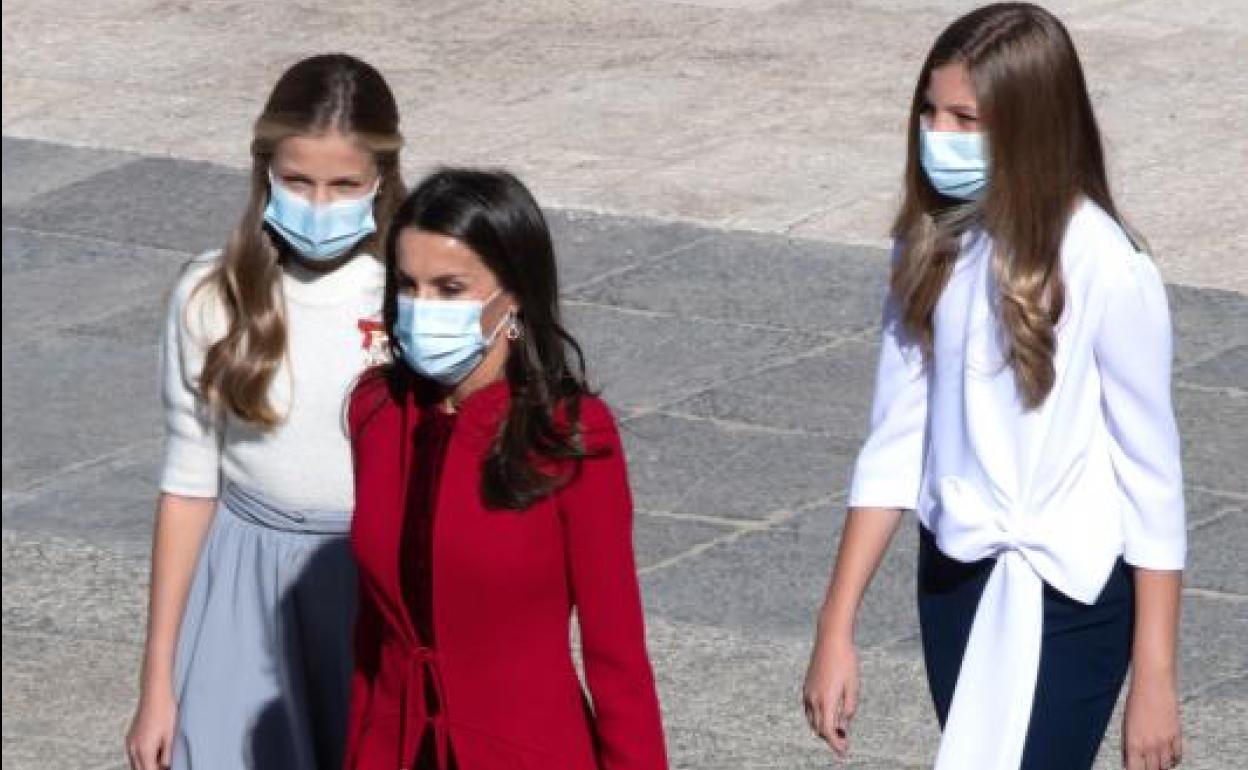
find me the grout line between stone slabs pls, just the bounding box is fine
[1187,503,1244,533]
[777,195,864,236]
[648,409,832,438]
[0,735,132,770]
[565,296,863,340]
[2,627,142,647]
[637,508,771,530]
[618,332,873,425]
[5,303,167,349]
[1,223,193,259]
[1186,485,1248,503]
[873,631,923,652]
[1175,380,1247,399]
[1,438,161,506]
[669,722,931,769]
[562,230,719,295]
[1181,587,1247,603]
[1173,338,1247,375]
[1181,671,1247,704]
[638,492,845,576]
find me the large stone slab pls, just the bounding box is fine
[0,734,127,770]
[548,207,712,292]
[643,503,920,647]
[1,530,148,645]
[1185,488,1244,530]
[566,301,827,415]
[2,451,160,553]
[621,412,855,521]
[671,339,878,439]
[5,0,1247,292]
[1179,678,1248,770]
[5,156,249,255]
[1173,387,1248,496]
[1169,284,1248,369]
[2,632,138,769]
[1186,510,1247,595]
[1176,596,1248,697]
[1,332,161,494]
[634,512,737,572]
[1,136,138,208]
[647,616,937,769]
[1179,343,1248,393]
[1,228,185,344]
[576,232,890,336]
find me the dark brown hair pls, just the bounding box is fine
[197,53,404,427]
[891,3,1137,408]
[382,169,598,510]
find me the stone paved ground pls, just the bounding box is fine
[3,0,1246,292]
[2,137,1245,769]
[3,1,1247,767]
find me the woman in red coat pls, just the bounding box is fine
[345,168,669,770]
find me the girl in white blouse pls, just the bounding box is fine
[803,5,1185,770]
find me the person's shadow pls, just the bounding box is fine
[247,534,358,769]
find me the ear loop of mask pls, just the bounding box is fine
[480,289,518,346]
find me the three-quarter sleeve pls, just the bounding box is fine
[559,398,668,770]
[1095,252,1186,570]
[848,289,931,510]
[159,257,224,498]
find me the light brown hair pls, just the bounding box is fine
[892,3,1138,408]
[197,53,404,427]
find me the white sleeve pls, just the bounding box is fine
[158,259,224,499]
[1096,252,1186,569]
[848,290,930,510]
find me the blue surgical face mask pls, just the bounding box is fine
[396,289,511,386]
[262,170,378,261]
[920,128,988,200]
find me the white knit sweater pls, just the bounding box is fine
[159,251,388,511]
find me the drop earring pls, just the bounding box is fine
[505,311,522,341]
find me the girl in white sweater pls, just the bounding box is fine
[125,54,404,770]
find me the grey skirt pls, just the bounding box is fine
[172,482,356,770]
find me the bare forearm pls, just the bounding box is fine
[139,493,216,691]
[817,507,905,639]
[1131,568,1182,682]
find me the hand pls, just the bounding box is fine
[1122,673,1182,770]
[126,686,177,770]
[802,633,860,759]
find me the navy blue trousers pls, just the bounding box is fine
[917,525,1135,770]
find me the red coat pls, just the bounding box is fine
[345,375,669,770]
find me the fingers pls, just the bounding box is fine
[126,732,171,770]
[1125,742,1183,770]
[158,734,173,769]
[802,696,819,735]
[803,691,849,756]
[843,675,860,722]
[829,700,850,757]
[128,741,152,770]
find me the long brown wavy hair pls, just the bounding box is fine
[196,53,404,427]
[891,3,1139,408]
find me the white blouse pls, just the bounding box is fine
[849,200,1185,769]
